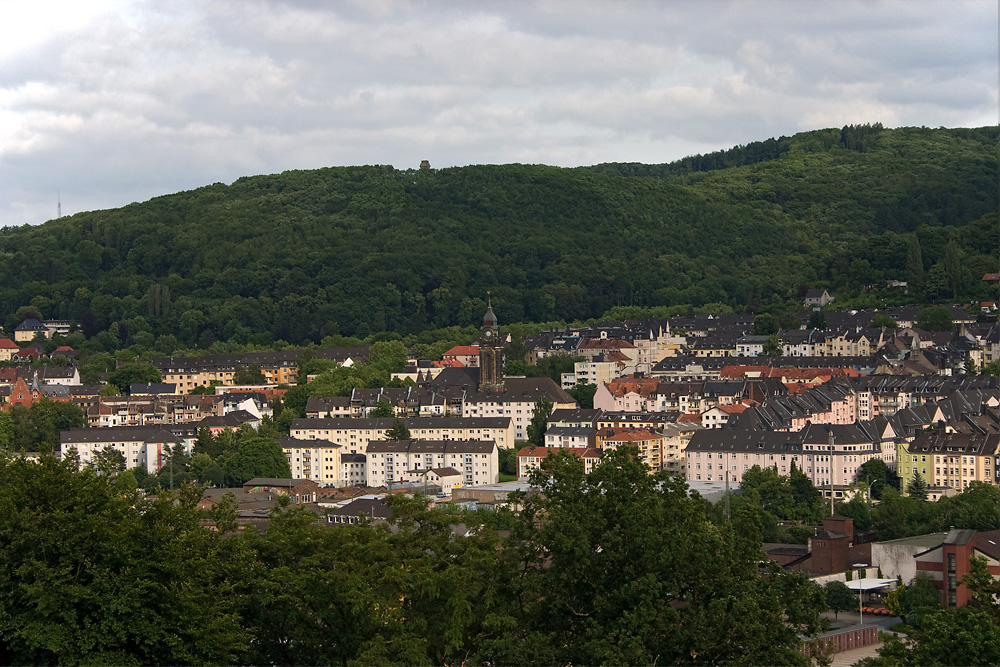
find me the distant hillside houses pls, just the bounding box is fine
[152,346,369,393]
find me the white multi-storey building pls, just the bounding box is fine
[290,416,514,454]
[60,426,185,473]
[365,439,498,487]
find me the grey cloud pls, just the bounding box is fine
[0,0,995,226]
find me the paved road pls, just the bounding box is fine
[830,641,882,667]
[817,611,901,666]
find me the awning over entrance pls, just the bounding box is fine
[845,577,896,592]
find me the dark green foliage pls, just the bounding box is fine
[907,470,929,499]
[587,134,792,177]
[807,310,827,330]
[387,418,410,440]
[824,580,856,619]
[222,429,291,486]
[762,334,784,357]
[753,313,780,335]
[837,495,873,531]
[839,122,883,152]
[233,364,265,385]
[368,399,396,418]
[0,446,839,664]
[857,457,899,499]
[526,397,553,446]
[916,306,954,332]
[108,362,162,392]
[740,465,823,524]
[10,399,87,453]
[0,456,251,665]
[867,562,1000,667]
[497,446,516,476]
[480,448,823,666]
[0,126,994,346]
[567,382,597,409]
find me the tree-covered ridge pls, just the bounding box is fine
[0,125,995,347]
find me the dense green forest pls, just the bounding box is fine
[0,125,996,347]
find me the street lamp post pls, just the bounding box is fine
[853,562,868,626]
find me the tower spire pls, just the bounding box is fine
[478,295,504,392]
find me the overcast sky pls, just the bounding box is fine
[1,0,996,227]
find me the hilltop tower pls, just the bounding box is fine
[478,300,505,392]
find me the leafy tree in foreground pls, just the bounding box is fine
[223,432,291,486]
[478,447,824,666]
[825,580,856,619]
[858,608,1000,667]
[0,455,250,665]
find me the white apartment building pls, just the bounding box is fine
[60,426,184,473]
[280,437,345,487]
[290,417,514,454]
[365,439,498,487]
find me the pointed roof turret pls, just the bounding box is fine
[483,298,497,328]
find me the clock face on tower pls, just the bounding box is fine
[484,330,492,339]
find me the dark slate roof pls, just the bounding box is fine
[327,498,392,519]
[278,437,340,449]
[60,426,179,444]
[244,478,315,488]
[14,318,47,331]
[366,439,496,454]
[129,383,177,395]
[291,416,511,430]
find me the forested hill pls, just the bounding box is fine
[1,125,997,346]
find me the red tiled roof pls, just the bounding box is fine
[443,345,479,357]
[0,338,19,349]
[600,427,661,442]
[604,379,660,397]
[677,413,702,423]
[431,359,465,368]
[719,365,772,379]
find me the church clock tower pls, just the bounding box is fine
[478,301,505,392]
